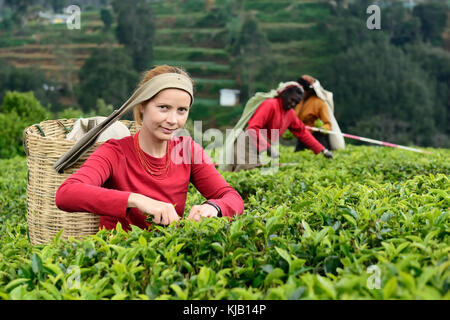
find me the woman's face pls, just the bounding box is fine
[281,90,303,110]
[140,88,191,142]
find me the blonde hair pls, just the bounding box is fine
[133,65,194,126]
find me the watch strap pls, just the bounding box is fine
[203,201,222,217]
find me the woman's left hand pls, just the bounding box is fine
[188,204,218,221]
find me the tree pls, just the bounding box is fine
[0,60,14,100]
[77,48,139,113]
[1,91,52,121]
[4,0,37,28]
[0,59,60,110]
[223,0,245,49]
[100,8,113,30]
[327,1,421,50]
[0,6,15,30]
[112,0,155,71]
[404,43,450,146]
[325,40,437,146]
[383,3,421,46]
[325,14,387,54]
[0,91,53,158]
[49,0,66,13]
[57,98,114,120]
[413,2,448,45]
[57,107,84,120]
[229,13,277,100]
[94,98,113,117]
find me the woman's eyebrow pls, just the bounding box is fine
[155,102,190,109]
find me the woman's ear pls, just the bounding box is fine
[139,103,147,121]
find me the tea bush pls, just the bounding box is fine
[0,145,448,300]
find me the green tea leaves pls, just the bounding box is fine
[1,146,448,299]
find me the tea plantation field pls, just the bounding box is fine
[0,145,448,300]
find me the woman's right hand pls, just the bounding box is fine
[127,193,180,225]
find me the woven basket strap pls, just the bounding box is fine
[128,122,133,129]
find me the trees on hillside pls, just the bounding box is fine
[413,2,448,45]
[112,0,155,72]
[321,1,449,147]
[0,1,447,148]
[3,0,37,28]
[49,0,66,13]
[100,8,113,30]
[0,59,59,111]
[326,40,437,147]
[229,13,278,100]
[404,43,450,146]
[383,2,422,46]
[77,48,139,113]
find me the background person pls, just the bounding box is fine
[294,75,332,151]
[224,82,333,172]
[55,65,244,230]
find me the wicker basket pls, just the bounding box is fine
[23,118,141,245]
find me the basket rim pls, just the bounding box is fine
[23,118,137,154]
[24,118,135,135]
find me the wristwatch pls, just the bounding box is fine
[203,201,222,217]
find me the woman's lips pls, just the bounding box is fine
[161,127,176,134]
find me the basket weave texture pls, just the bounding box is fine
[23,118,141,245]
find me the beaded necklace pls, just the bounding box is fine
[133,130,171,177]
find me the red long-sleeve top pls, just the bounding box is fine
[247,97,325,153]
[55,135,244,231]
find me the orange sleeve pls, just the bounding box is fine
[315,99,332,131]
[294,101,304,119]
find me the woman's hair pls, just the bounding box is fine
[133,65,194,126]
[297,75,315,94]
[279,86,304,99]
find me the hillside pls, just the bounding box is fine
[0,0,336,126]
[0,0,448,139]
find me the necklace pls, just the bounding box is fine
[133,130,171,177]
